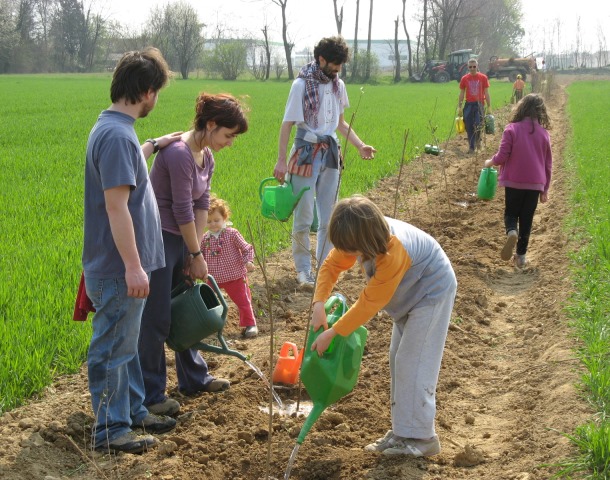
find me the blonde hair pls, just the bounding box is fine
[329,196,390,261]
[208,196,231,220]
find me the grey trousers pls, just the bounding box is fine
[389,287,456,439]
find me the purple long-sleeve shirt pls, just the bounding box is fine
[490,119,552,193]
[149,140,214,235]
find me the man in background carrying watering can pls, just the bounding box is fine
[273,36,376,289]
[458,58,491,155]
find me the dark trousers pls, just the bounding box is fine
[463,101,484,150]
[504,187,540,255]
[139,230,213,406]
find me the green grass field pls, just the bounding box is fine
[0,74,514,413]
[556,80,610,478]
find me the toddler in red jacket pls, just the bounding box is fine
[201,197,258,337]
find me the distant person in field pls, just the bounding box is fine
[458,58,491,154]
[201,196,258,338]
[273,35,376,290]
[83,48,182,454]
[484,93,552,268]
[513,74,525,102]
[310,195,457,457]
[138,92,248,417]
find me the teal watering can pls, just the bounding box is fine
[166,275,246,361]
[297,293,368,444]
[477,167,498,200]
[259,177,310,222]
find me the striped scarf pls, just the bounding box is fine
[297,61,340,128]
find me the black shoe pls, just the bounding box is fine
[96,431,157,454]
[134,413,176,434]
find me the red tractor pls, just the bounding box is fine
[412,49,478,83]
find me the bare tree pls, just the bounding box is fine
[261,24,271,80]
[394,16,401,82]
[332,0,347,77]
[364,0,373,81]
[350,0,360,81]
[401,0,413,77]
[271,0,293,79]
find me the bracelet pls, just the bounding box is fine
[189,250,202,258]
[145,138,160,154]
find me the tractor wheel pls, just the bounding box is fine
[436,71,450,83]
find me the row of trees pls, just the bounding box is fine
[1,0,606,79]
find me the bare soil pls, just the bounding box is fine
[0,79,593,480]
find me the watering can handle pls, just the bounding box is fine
[206,275,228,321]
[259,177,278,200]
[279,342,299,358]
[324,293,348,326]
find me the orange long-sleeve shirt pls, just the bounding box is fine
[313,236,412,336]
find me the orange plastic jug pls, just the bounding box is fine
[272,342,303,385]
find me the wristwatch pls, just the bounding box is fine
[145,138,160,154]
[189,250,203,258]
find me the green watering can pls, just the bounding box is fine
[477,167,498,200]
[297,293,368,444]
[166,275,246,361]
[485,114,495,134]
[259,177,310,222]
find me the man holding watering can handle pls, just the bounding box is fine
[274,36,376,289]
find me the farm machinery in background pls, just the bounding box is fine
[486,55,538,82]
[411,49,478,83]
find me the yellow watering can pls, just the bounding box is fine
[259,177,310,222]
[455,116,465,133]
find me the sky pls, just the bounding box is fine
[100,0,610,55]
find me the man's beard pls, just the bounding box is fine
[321,65,337,79]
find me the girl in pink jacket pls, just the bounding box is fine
[484,94,552,268]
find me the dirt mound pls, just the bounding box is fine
[0,83,591,480]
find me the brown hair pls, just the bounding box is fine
[110,47,170,104]
[329,196,390,261]
[209,196,231,220]
[510,93,551,131]
[314,36,350,65]
[193,92,249,138]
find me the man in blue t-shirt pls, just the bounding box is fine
[83,48,181,454]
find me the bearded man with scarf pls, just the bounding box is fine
[273,36,376,289]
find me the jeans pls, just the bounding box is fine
[504,187,540,255]
[139,230,213,406]
[463,102,484,150]
[288,150,340,274]
[85,276,149,448]
[389,287,456,439]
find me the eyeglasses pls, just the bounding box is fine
[468,66,477,69]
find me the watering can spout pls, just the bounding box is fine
[296,403,326,445]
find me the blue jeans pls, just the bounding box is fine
[463,102,484,150]
[288,150,340,274]
[85,276,149,448]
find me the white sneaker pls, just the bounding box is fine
[243,325,258,338]
[296,271,314,290]
[364,430,397,452]
[382,435,441,457]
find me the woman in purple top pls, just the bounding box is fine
[484,94,552,268]
[139,93,248,416]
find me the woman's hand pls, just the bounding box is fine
[358,144,376,160]
[186,255,208,282]
[311,328,337,356]
[540,192,548,203]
